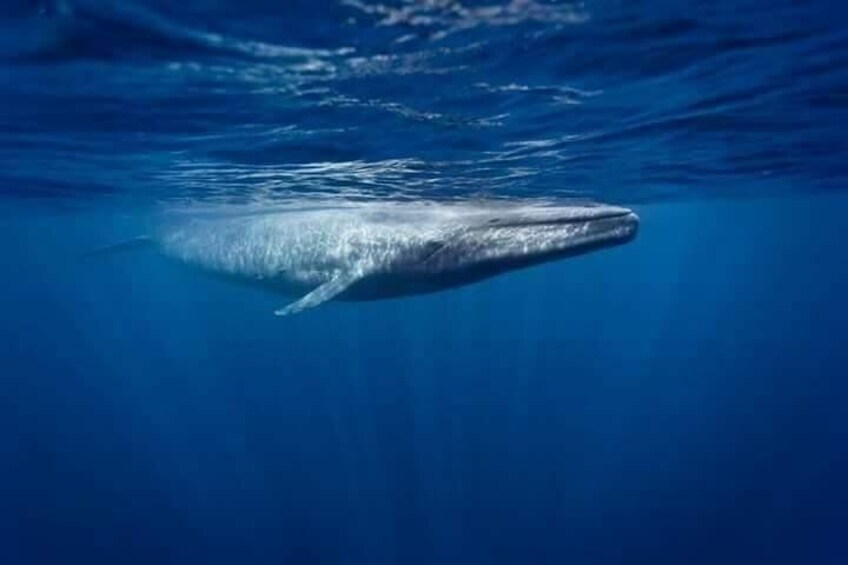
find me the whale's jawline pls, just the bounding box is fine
[340,233,634,301]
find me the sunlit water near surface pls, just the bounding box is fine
[1,1,847,564]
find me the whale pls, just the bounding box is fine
[92,201,639,316]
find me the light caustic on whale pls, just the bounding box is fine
[91,200,639,316]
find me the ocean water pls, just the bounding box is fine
[1,1,847,564]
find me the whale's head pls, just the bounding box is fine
[414,203,639,280]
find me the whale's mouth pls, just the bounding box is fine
[489,208,634,229]
[477,205,638,233]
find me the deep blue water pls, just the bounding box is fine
[1,1,847,564]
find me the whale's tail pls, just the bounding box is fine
[81,236,154,261]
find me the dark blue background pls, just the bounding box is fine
[1,1,847,563]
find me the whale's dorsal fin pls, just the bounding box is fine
[274,272,360,317]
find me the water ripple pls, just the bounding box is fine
[0,0,844,206]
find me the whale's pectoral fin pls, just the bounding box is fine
[274,272,360,317]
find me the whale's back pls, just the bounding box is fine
[157,208,446,287]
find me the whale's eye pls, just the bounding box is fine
[488,217,501,224]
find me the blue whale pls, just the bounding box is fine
[95,201,639,316]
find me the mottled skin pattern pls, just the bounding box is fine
[157,201,639,314]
